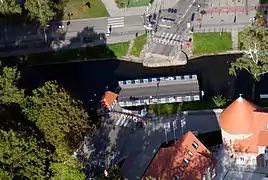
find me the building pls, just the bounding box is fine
[219,96,268,166]
[142,131,216,180]
[100,91,118,111]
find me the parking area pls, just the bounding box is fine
[224,170,267,180]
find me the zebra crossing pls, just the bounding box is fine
[152,32,181,46]
[108,17,124,28]
[115,114,130,127]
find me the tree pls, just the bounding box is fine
[0,0,22,41]
[0,67,24,105]
[49,156,86,180]
[22,81,93,156]
[24,0,55,43]
[0,129,50,179]
[229,25,268,99]
[212,95,227,108]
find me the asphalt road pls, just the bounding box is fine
[81,110,222,179]
[118,81,200,101]
[148,0,198,56]
[0,15,144,45]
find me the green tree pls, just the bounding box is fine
[0,129,50,179]
[24,0,55,42]
[0,0,22,41]
[22,81,93,156]
[229,25,268,99]
[50,156,86,180]
[212,95,227,108]
[0,67,24,105]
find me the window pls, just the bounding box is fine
[183,158,190,165]
[178,166,184,172]
[240,157,244,161]
[188,150,193,157]
[174,174,180,180]
[192,141,199,149]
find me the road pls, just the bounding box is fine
[118,81,200,101]
[147,0,198,56]
[0,15,144,47]
[80,109,222,179]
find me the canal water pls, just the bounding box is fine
[18,54,267,108]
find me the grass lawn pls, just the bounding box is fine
[115,0,152,8]
[149,103,182,116]
[25,42,130,65]
[193,32,232,55]
[260,0,268,4]
[64,0,109,20]
[130,34,147,57]
[238,31,245,50]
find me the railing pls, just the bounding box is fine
[118,74,198,86]
[118,94,200,107]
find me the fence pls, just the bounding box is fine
[195,27,244,33]
[118,74,198,86]
[118,94,200,107]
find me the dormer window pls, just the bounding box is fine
[183,158,190,165]
[174,174,180,180]
[187,150,193,157]
[178,166,184,172]
[192,141,199,149]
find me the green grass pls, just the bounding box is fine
[24,42,130,65]
[64,0,109,20]
[238,31,245,50]
[115,0,153,8]
[260,0,268,4]
[130,34,147,57]
[149,103,182,116]
[193,32,232,55]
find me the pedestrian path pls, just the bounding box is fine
[152,32,181,46]
[108,17,125,28]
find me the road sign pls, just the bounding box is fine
[181,117,186,128]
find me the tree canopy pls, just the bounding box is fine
[229,25,268,82]
[22,81,93,156]
[0,67,24,105]
[24,0,55,28]
[0,0,21,15]
[0,66,94,178]
[0,129,50,179]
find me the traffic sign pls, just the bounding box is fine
[164,122,171,132]
[172,120,177,130]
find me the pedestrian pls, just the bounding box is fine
[135,32,138,38]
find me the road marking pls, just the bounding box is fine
[172,34,177,40]
[160,32,166,38]
[178,0,196,25]
[168,33,173,39]
[108,17,124,28]
[165,32,170,39]
[120,116,126,126]
[158,24,171,28]
[115,115,123,126]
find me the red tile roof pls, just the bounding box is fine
[219,97,260,134]
[143,131,216,180]
[101,91,118,108]
[234,130,268,153]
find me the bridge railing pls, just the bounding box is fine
[118,94,200,107]
[118,74,198,86]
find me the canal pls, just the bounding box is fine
[18,54,268,108]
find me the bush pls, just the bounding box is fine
[212,95,227,108]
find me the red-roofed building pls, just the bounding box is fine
[100,91,118,111]
[219,96,268,166]
[142,131,216,180]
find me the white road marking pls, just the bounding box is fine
[108,17,124,28]
[160,32,166,38]
[178,0,197,25]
